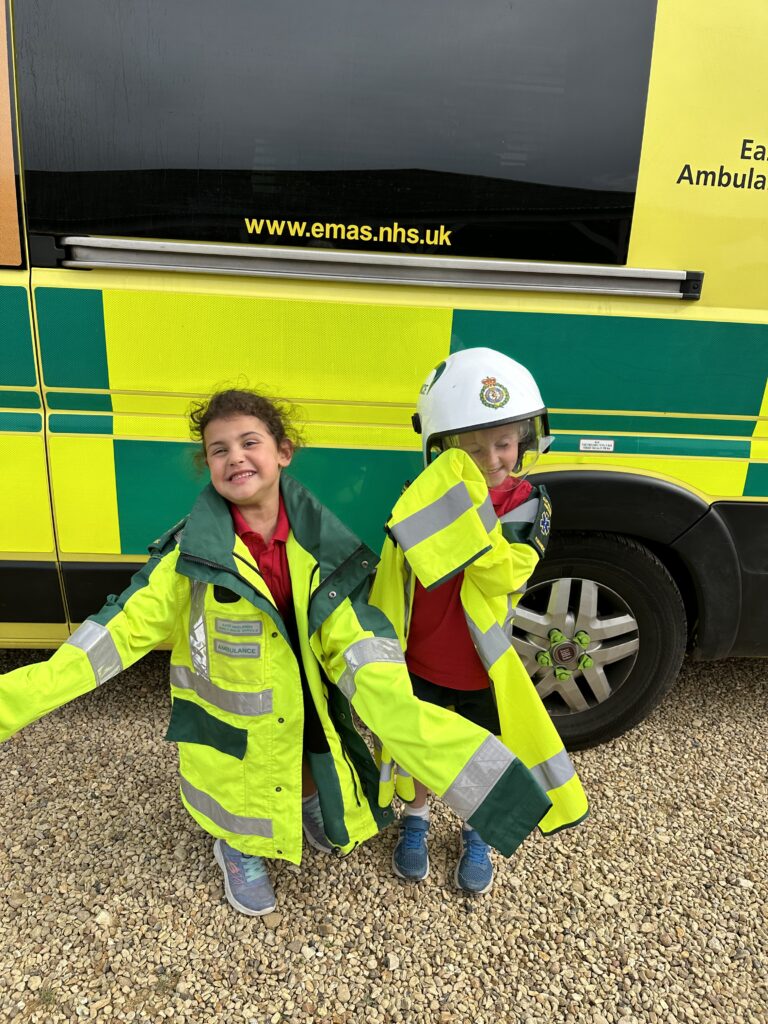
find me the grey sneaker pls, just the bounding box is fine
[213,839,276,916]
[302,793,333,853]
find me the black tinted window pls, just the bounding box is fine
[16,0,656,264]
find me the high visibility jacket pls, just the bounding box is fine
[0,475,552,862]
[370,449,589,835]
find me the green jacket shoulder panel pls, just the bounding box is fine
[148,516,190,557]
[89,546,182,628]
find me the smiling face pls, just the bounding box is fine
[204,414,293,509]
[453,423,520,489]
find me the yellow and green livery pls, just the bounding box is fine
[1,0,766,745]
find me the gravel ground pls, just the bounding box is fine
[0,650,765,1024]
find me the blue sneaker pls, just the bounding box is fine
[213,839,276,916]
[302,793,333,854]
[455,828,494,894]
[392,815,430,881]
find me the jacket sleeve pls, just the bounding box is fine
[464,483,552,601]
[385,449,549,599]
[0,547,185,741]
[311,581,552,857]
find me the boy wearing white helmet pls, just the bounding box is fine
[371,347,587,894]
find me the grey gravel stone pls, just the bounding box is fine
[0,650,766,1024]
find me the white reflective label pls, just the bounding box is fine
[214,640,261,658]
[579,438,614,452]
[215,618,263,636]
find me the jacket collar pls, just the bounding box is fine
[178,483,238,572]
[175,475,378,633]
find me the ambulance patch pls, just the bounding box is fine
[479,376,510,409]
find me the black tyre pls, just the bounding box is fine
[510,532,687,749]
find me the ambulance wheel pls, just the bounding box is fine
[509,532,687,749]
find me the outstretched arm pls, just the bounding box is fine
[0,548,184,741]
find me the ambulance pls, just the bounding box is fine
[1,0,766,746]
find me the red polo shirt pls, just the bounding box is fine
[230,498,293,621]
[405,479,533,691]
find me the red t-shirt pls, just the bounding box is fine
[230,498,293,621]
[405,479,533,691]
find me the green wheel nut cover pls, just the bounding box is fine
[578,654,594,670]
[548,629,566,644]
[574,631,591,648]
[536,651,553,666]
[554,667,572,681]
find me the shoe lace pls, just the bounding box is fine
[463,833,490,865]
[402,821,427,850]
[235,851,267,884]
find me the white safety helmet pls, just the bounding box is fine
[412,347,553,477]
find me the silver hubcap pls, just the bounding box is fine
[510,577,640,717]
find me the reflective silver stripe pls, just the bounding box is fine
[189,580,209,677]
[390,482,473,551]
[403,563,414,638]
[171,665,272,717]
[477,493,498,534]
[341,637,405,698]
[465,612,511,669]
[214,639,261,658]
[505,593,515,626]
[180,777,272,837]
[397,766,413,780]
[503,589,530,639]
[442,735,517,820]
[66,620,123,686]
[338,669,356,700]
[215,618,263,636]
[530,749,577,793]
[502,594,515,640]
[500,498,539,525]
[379,760,394,783]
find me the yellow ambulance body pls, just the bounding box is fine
[1,0,766,744]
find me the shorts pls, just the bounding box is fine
[410,673,501,735]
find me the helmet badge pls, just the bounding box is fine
[479,376,510,409]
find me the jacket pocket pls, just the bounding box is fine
[206,609,266,686]
[165,697,248,760]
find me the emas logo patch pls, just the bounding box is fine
[479,376,510,409]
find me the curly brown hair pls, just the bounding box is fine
[188,388,303,467]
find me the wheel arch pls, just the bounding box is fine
[531,468,742,660]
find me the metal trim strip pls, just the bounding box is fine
[60,236,695,299]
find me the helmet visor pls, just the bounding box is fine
[442,416,552,483]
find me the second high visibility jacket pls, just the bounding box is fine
[370,449,589,836]
[0,474,553,862]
